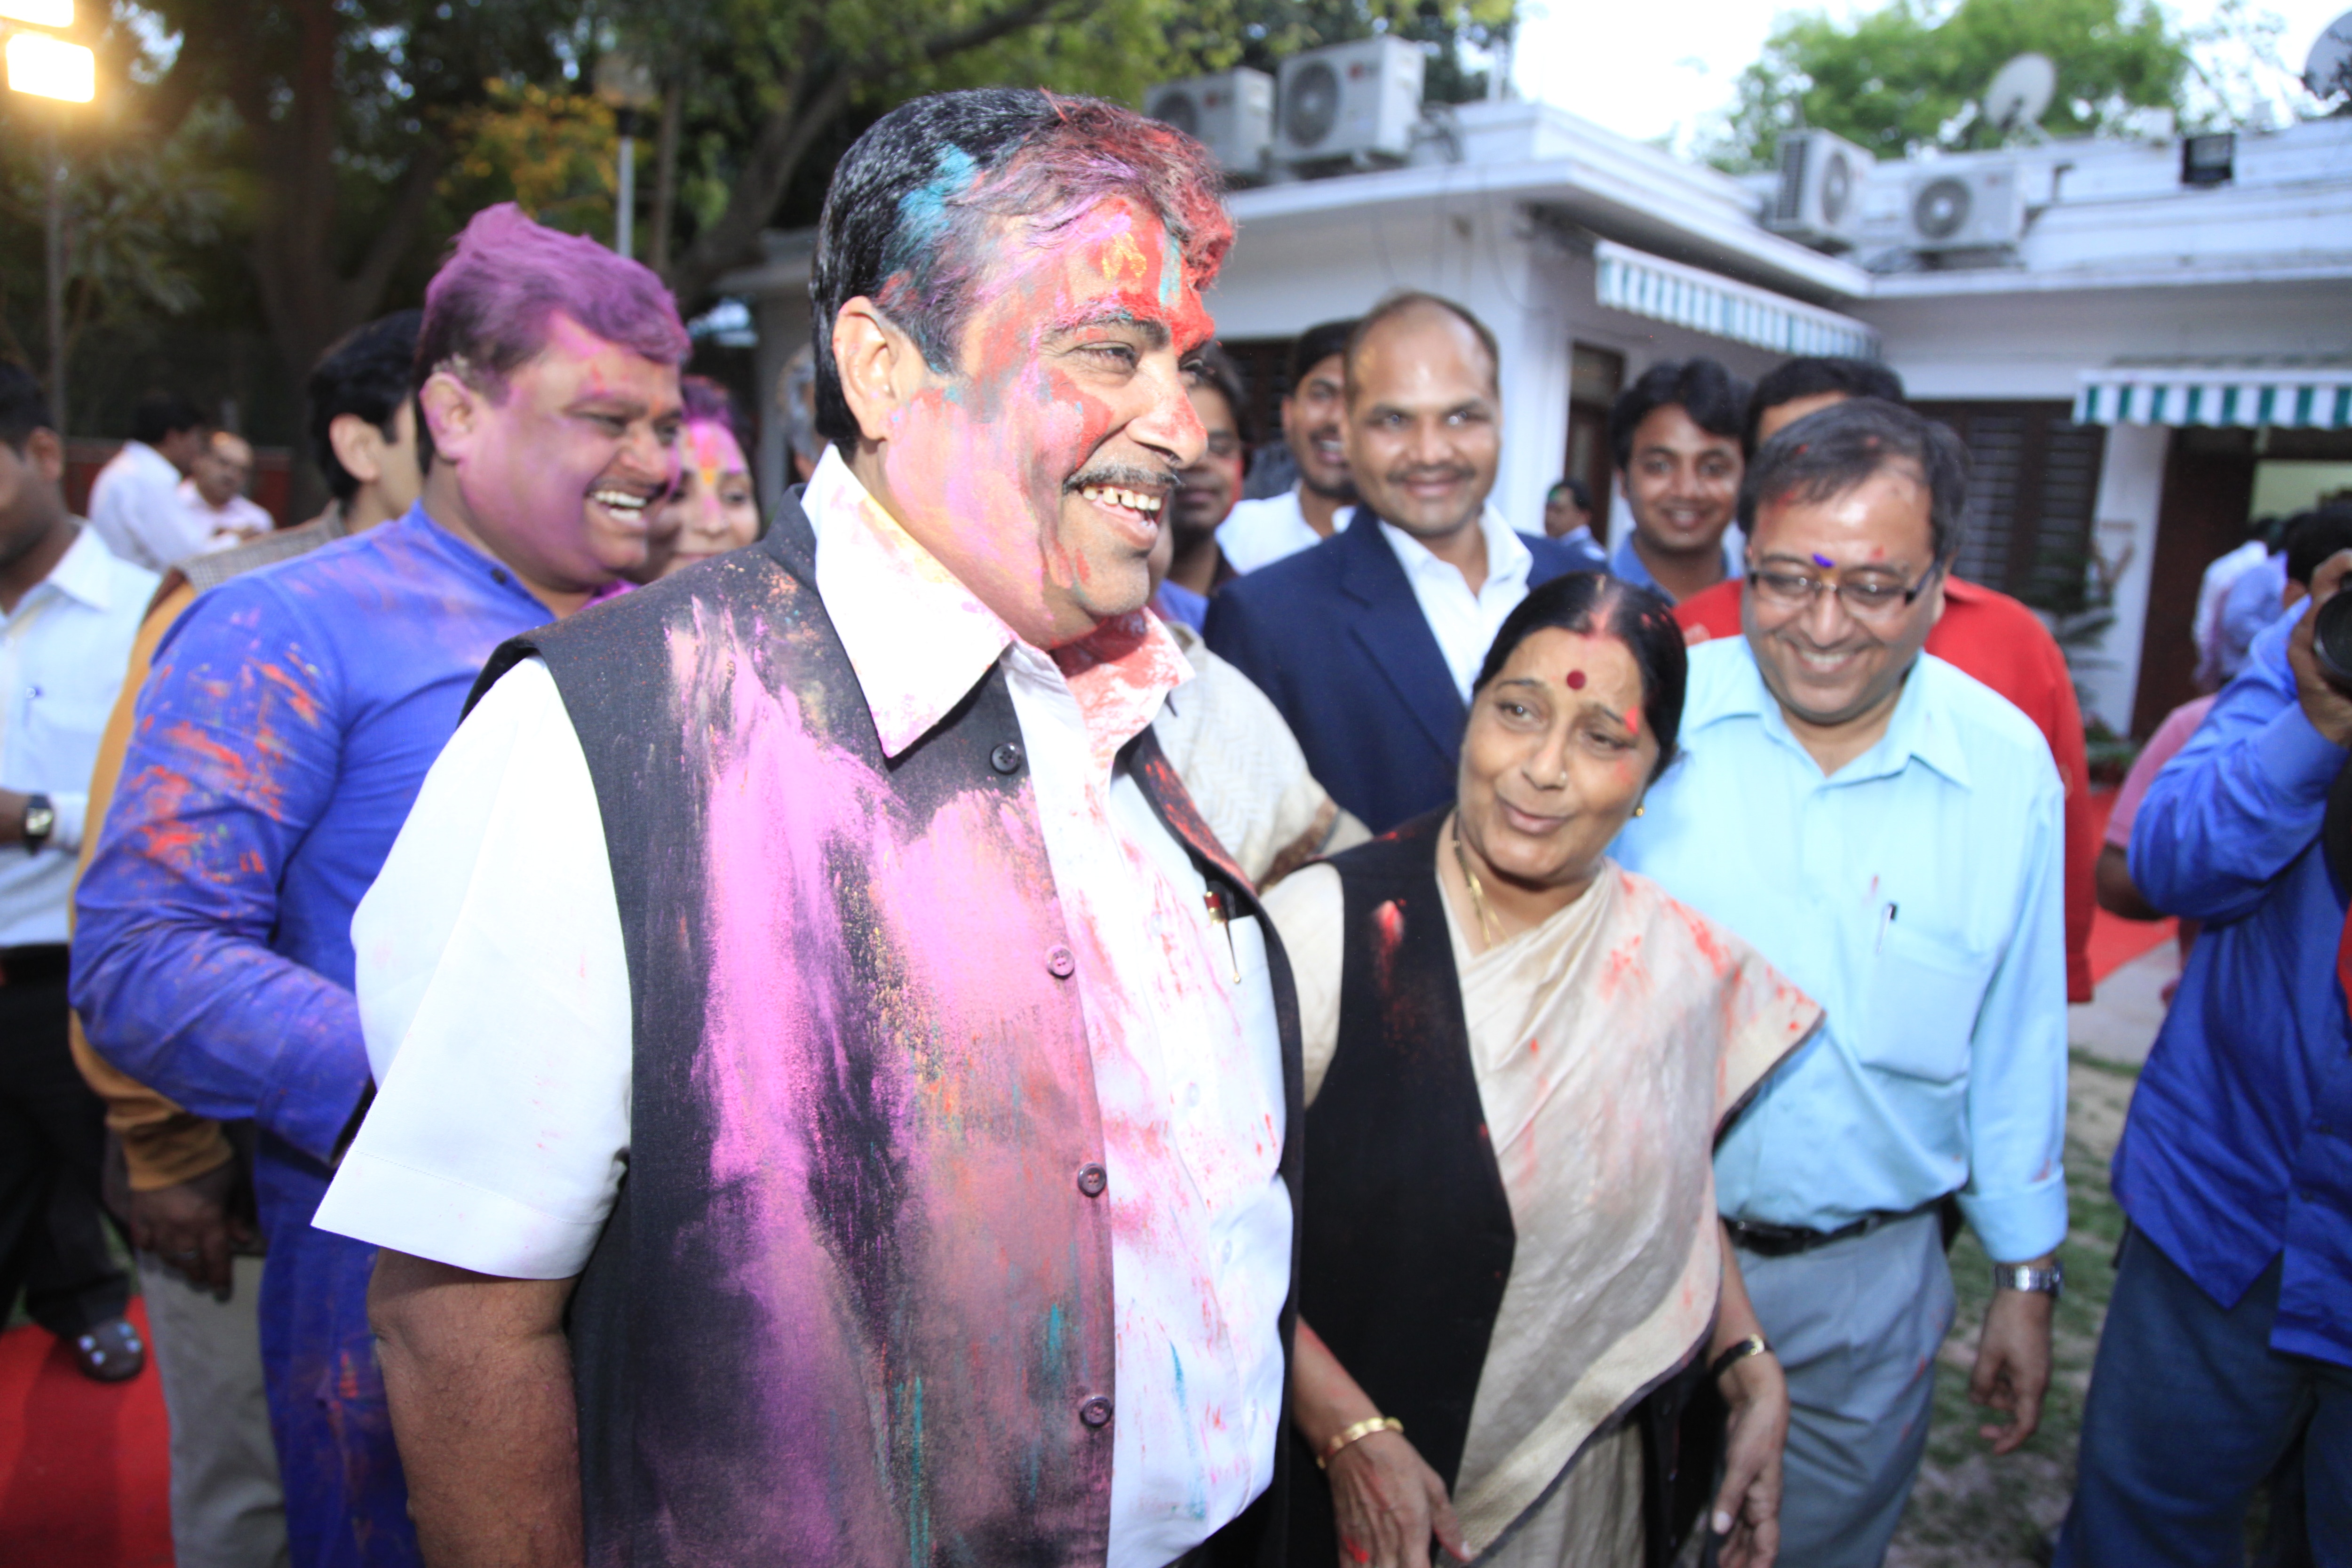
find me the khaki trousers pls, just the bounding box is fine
[137,1251,290,1568]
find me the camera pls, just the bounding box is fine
[2315,588,2352,689]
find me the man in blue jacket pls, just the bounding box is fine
[2058,548,2352,1566]
[1206,291,1603,833]
[71,205,688,1568]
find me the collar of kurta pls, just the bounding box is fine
[40,525,128,613]
[802,446,1194,769]
[1694,634,1976,790]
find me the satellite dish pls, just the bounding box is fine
[2306,9,2352,101]
[1984,52,2058,135]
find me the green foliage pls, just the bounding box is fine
[1701,0,2191,172]
[0,98,235,381]
[439,81,617,239]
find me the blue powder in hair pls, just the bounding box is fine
[892,145,982,271]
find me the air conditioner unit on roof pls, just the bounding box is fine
[1766,128,1873,252]
[1145,69,1274,176]
[1903,165,2026,252]
[1276,36,1425,167]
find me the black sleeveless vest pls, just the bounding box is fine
[1288,814,1709,1568]
[470,493,1302,1568]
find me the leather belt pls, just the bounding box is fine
[1723,1201,1939,1258]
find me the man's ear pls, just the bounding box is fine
[22,427,64,486]
[326,413,386,487]
[417,371,484,466]
[831,299,927,445]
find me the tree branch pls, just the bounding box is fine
[662,0,1089,304]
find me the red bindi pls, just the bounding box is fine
[1566,669,1587,689]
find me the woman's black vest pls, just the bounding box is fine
[1291,813,1712,1568]
[469,493,1302,1568]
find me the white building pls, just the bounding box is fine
[720,98,2352,737]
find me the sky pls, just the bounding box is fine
[1508,0,2352,155]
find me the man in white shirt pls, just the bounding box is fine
[314,89,1300,1568]
[174,430,274,553]
[1207,291,1604,833]
[1216,318,1358,573]
[86,391,208,570]
[0,364,159,1385]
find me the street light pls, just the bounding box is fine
[595,51,659,262]
[3,2,95,440]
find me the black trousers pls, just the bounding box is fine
[0,972,131,1337]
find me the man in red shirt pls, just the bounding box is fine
[1679,359,2097,1001]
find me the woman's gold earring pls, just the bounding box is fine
[1632,802,1645,818]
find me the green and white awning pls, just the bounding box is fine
[2074,363,2352,429]
[1594,240,1878,360]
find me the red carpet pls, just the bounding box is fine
[2085,787,2178,988]
[0,1299,173,1567]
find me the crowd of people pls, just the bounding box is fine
[0,83,2344,1568]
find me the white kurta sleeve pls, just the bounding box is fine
[312,657,633,1280]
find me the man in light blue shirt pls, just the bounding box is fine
[1615,398,2067,1568]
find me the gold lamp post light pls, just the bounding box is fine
[3,0,98,440]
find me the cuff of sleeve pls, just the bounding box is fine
[123,1120,236,1191]
[49,792,87,854]
[311,1152,604,1281]
[255,1032,375,1168]
[1957,1173,2069,1266]
[2255,705,2351,808]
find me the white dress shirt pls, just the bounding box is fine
[87,441,209,571]
[173,479,272,555]
[1378,504,1536,702]
[0,525,158,944]
[318,447,1293,1568]
[1217,487,1350,573]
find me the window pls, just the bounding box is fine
[1911,401,2106,610]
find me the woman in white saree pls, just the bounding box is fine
[1265,573,1820,1568]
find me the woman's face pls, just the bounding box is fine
[1457,626,1659,892]
[657,418,760,573]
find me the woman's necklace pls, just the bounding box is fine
[1451,818,1504,947]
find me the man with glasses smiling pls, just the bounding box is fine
[1613,397,2068,1568]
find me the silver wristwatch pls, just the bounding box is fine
[1992,1261,2064,1300]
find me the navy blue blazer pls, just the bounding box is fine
[1204,512,1607,835]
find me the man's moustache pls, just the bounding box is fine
[1064,463,1175,495]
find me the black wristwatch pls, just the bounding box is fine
[22,793,54,854]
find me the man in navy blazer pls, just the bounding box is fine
[1206,292,1605,834]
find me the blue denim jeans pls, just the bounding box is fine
[2057,1226,2352,1568]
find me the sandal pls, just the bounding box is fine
[72,1317,146,1383]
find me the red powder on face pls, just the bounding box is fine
[1565,669,1587,690]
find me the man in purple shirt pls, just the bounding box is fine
[72,204,688,1568]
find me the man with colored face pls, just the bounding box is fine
[1614,398,2067,1568]
[313,92,1300,1567]
[1208,291,1604,835]
[1606,357,1748,604]
[1217,318,1358,573]
[72,205,689,1568]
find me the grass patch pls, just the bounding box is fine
[1888,1060,2137,1567]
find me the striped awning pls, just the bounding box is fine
[1594,240,1878,360]
[2074,364,2352,429]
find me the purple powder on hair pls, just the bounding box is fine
[418,203,691,393]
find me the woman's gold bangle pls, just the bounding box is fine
[1316,1415,1404,1469]
[1709,1333,1772,1383]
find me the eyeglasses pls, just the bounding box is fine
[1747,561,1942,622]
